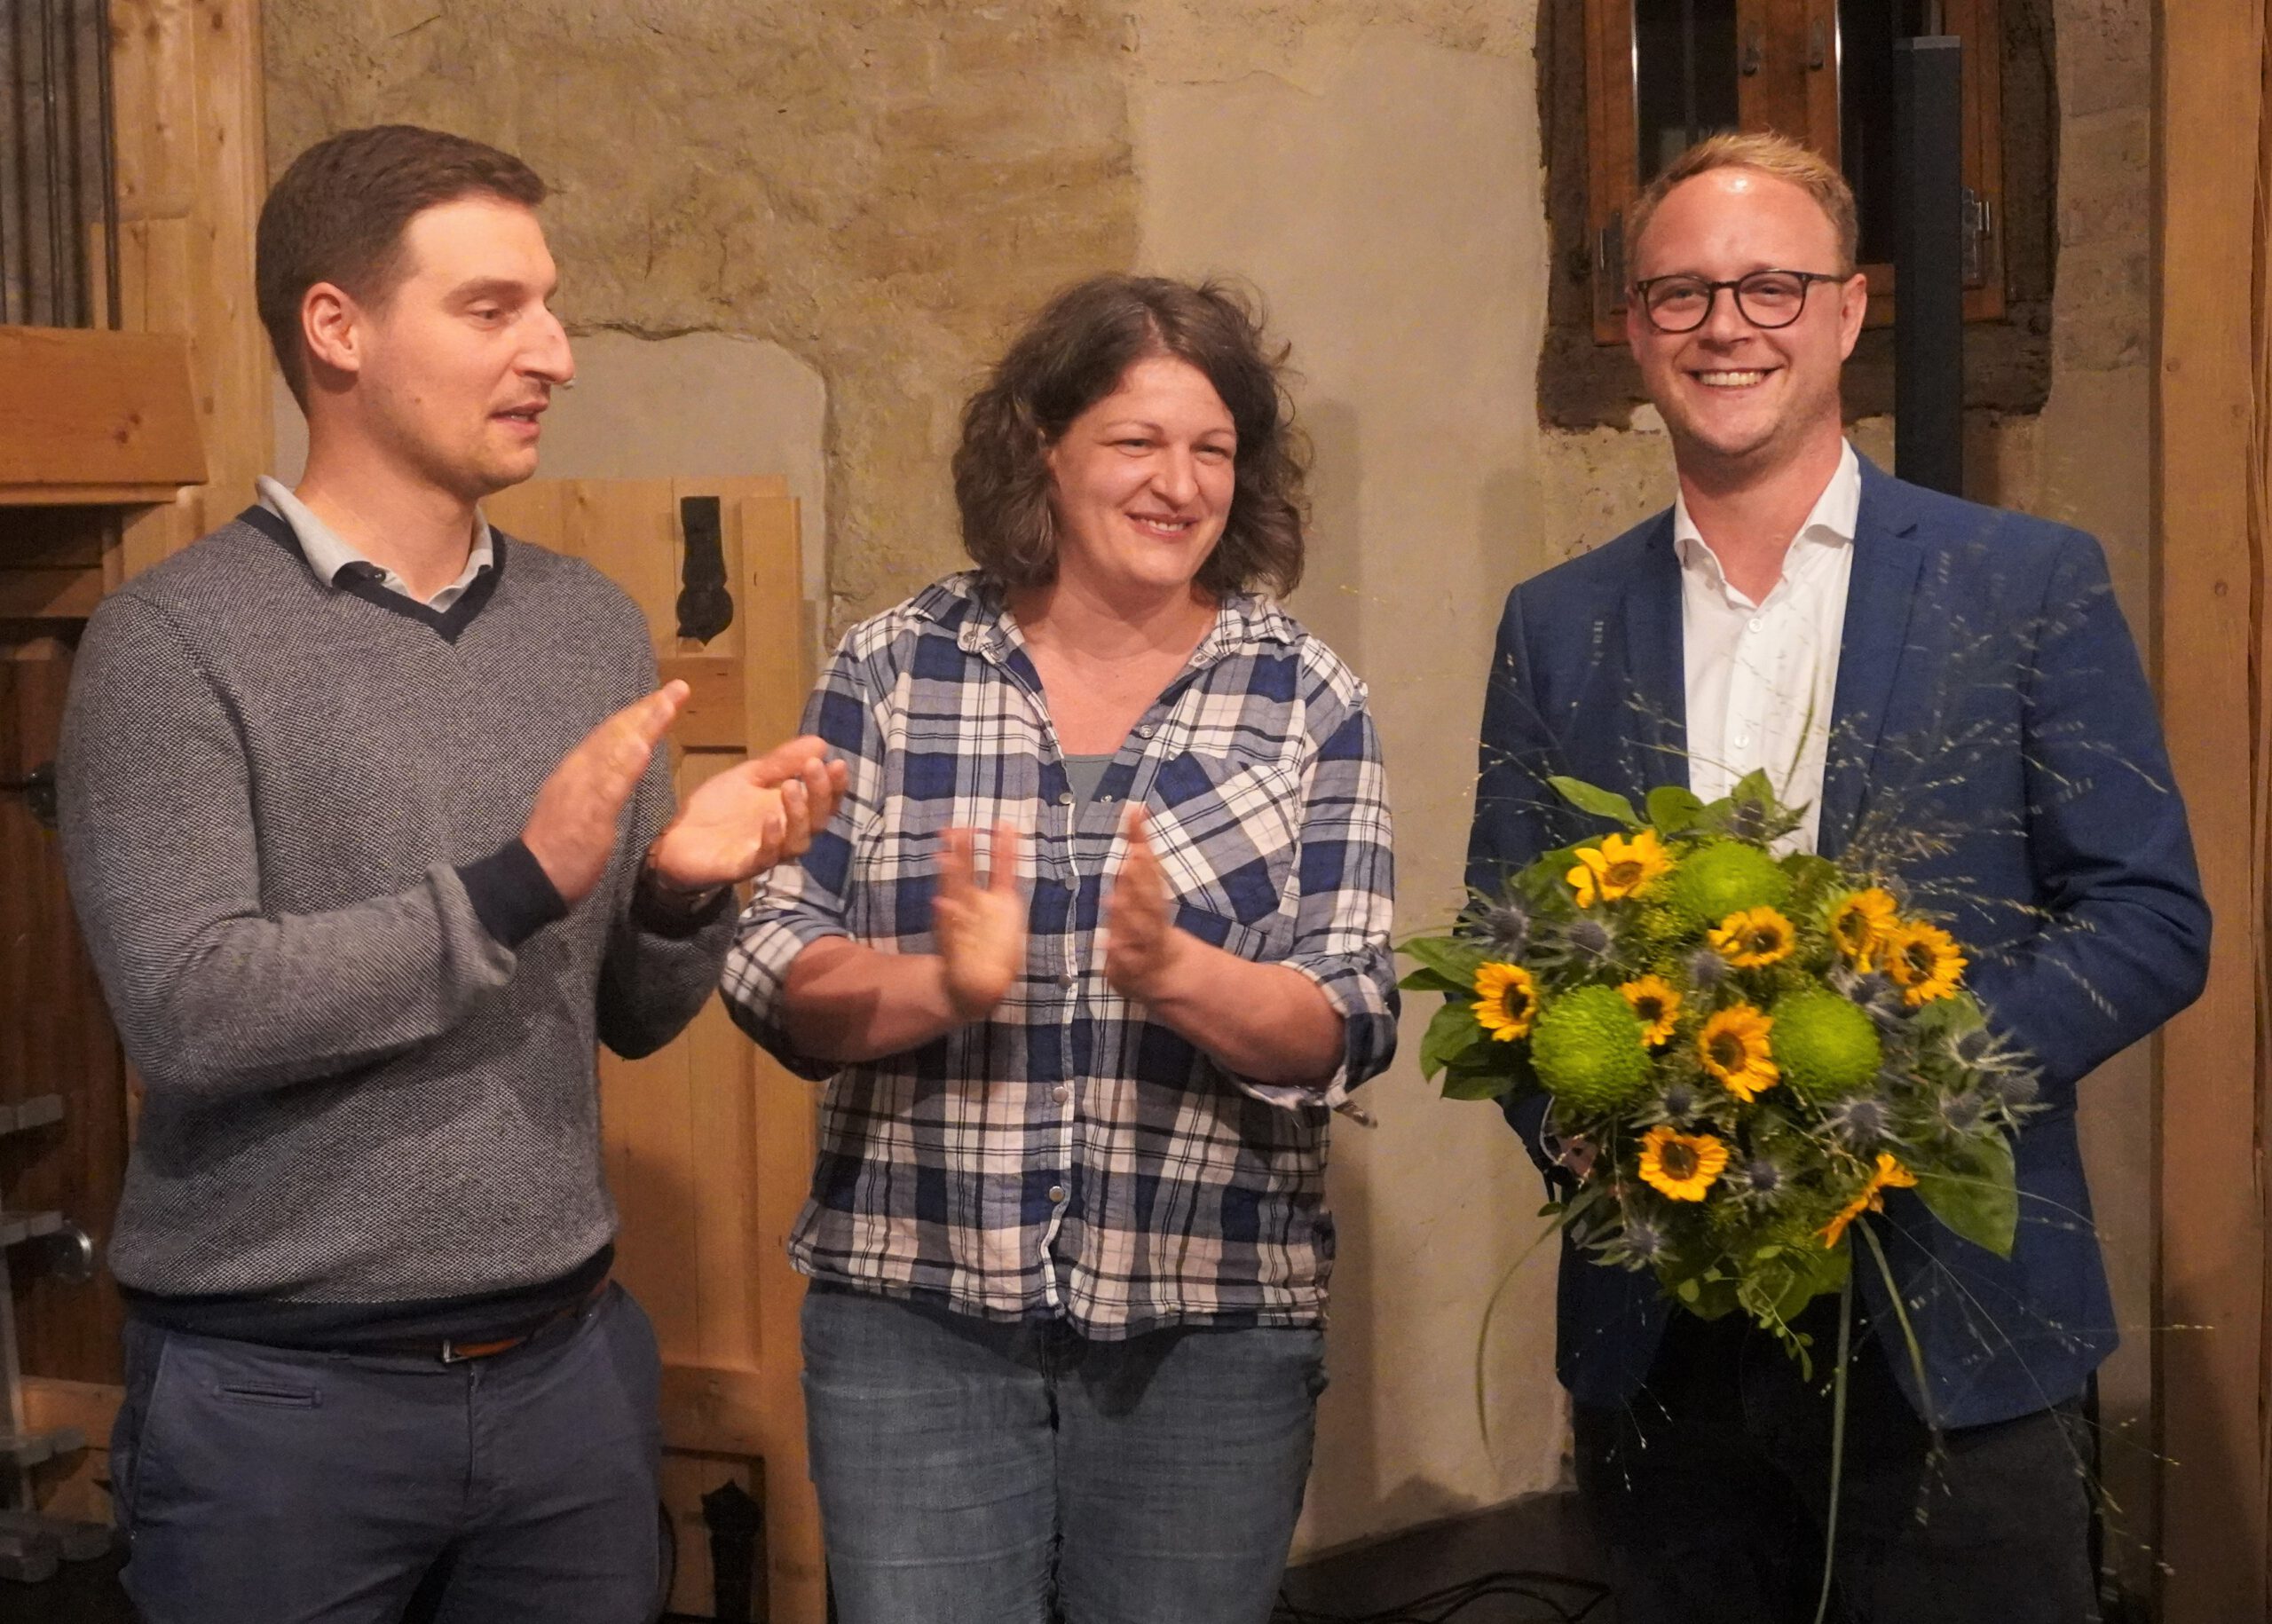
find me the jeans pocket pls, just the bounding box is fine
[209,1382,321,1409]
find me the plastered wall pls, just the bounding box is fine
[261,0,2158,1566]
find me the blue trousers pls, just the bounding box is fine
[801,1284,1326,1624]
[109,1283,663,1624]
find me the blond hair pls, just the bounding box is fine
[1625,131,1858,279]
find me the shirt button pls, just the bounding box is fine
[1053,1084,1071,1104]
[1056,970,1077,987]
[1136,723,1155,737]
[1057,791,1073,806]
[1747,617,1763,632]
[1048,1184,1068,1204]
[1733,733,1752,748]
[1064,875,1078,892]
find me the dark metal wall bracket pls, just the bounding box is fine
[675,496,736,645]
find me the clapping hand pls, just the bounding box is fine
[1103,806,1194,1003]
[935,822,1028,1020]
[648,736,848,894]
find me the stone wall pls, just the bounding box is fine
[262,0,2158,1567]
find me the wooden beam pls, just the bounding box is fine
[0,327,205,492]
[2153,0,2269,1616]
[0,570,106,621]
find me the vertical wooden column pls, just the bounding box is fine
[2153,1,2270,1616]
[106,0,272,581]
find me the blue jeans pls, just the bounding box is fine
[109,1283,663,1624]
[801,1284,1327,1624]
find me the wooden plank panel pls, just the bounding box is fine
[2153,0,2269,1616]
[572,480,679,641]
[657,656,746,751]
[0,327,205,490]
[184,0,271,514]
[481,480,565,558]
[0,570,106,620]
[739,494,809,746]
[0,643,130,1386]
[109,0,200,224]
[0,511,114,568]
[671,750,760,1370]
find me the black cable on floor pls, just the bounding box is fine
[1271,1567,1612,1624]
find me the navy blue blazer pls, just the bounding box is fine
[1466,458,2209,1429]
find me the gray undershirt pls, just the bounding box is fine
[1062,753,1115,807]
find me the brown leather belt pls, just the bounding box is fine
[408,1275,611,1365]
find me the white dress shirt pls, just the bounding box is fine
[256,475,494,611]
[1675,439,1859,853]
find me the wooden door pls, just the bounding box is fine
[481,477,823,1624]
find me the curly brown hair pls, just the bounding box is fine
[952,275,1309,598]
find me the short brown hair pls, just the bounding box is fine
[952,275,1308,599]
[256,125,548,405]
[1626,131,1858,279]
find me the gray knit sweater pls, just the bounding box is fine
[59,509,730,1306]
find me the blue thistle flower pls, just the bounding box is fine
[1822,1093,1891,1147]
[1471,895,1531,958]
[1565,917,1613,959]
[1937,1092,1985,1135]
[1619,1212,1669,1265]
[1742,1157,1786,1196]
[1992,1069,2041,1109]
[1684,945,1729,991]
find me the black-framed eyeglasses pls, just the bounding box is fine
[1630,269,1849,333]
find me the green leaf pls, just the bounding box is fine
[1400,935,1489,988]
[1440,1067,1511,1102]
[1645,784,1706,835]
[1547,776,1644,829]
[1420,997,1487,1081]
[1730,768,1777,808]
[1399,965,1475,996]
[1913,1134,2018,1258]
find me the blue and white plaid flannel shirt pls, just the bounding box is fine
[722,572,1399,1337]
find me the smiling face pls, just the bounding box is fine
[1626,167,1866,482]
[1043,354,1237,602]
[313,193,572,501]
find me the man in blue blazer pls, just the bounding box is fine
[1468,132,2207,1622]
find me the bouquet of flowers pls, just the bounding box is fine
[1409,772,2038,1360]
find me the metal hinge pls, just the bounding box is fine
[1598,212,1626,297]
[1961,189,1994,286]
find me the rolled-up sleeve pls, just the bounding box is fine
[1237,696,1399,1111]
[721,640,881,1081]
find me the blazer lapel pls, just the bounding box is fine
[1819,463,1925,857]
[1619,514,1688,797]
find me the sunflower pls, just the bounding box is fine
[1829,887,1900,968]
[1566,829,1673,908]
[1883,921,1967,1006]
[1471,961,1539,1042]
[1709,906,1796,968]
[1637,1124,1730,1202]
[1819,1151,1920,1247]
[1619,974,1684,1046]
[1698,1004,1779,1101]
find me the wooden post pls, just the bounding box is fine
[2152,1,2269,1616]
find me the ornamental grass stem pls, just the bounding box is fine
[1813,1271,1855,1624]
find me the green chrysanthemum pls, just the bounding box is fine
[1769,989,1883,1102]
[1530,984,1652,1116]
[1664,841,1795,934]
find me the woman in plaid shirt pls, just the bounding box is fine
[724,274,1399,1623]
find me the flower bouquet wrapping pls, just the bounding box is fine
[1410,772,2039,1365]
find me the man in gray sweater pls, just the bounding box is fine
[58,125,844,1623]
